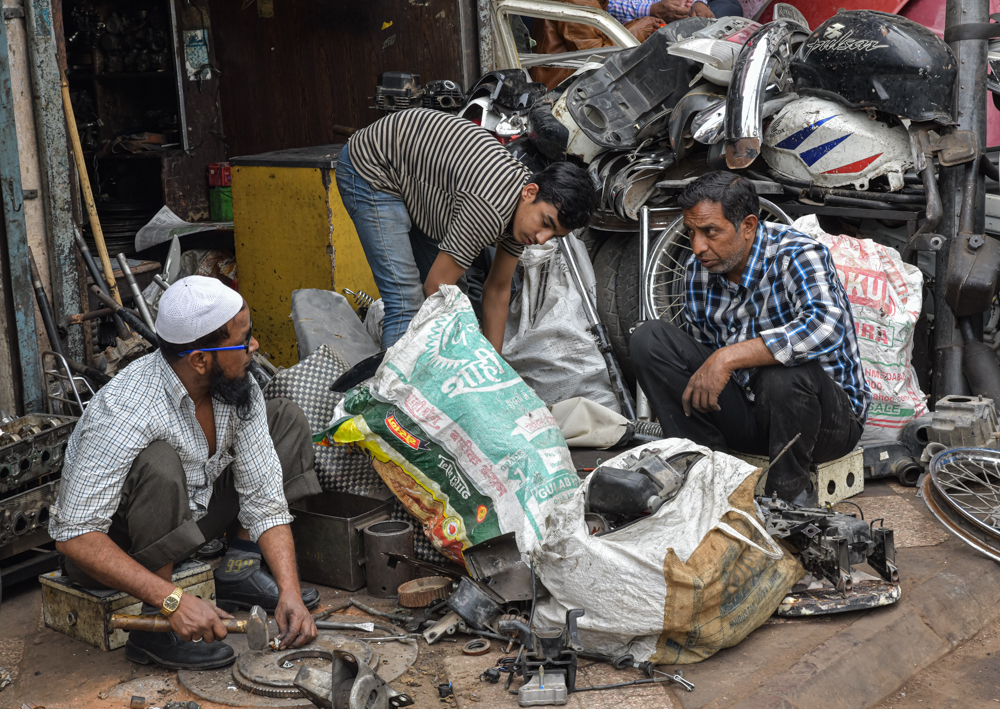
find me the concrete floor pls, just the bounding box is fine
[0,478,997,709]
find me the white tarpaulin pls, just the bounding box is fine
[134,205,233,252]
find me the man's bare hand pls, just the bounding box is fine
[168,593,233,643]
[690,2,715,18]
[682,350,732,415]
[649,0,693,22]
[274,594,318,649]
[625,15,663,41]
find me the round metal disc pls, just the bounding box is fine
[237,636,376,691]
[930,447,1000,540]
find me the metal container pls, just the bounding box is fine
[290,492,391,591]
[364,520,414,597]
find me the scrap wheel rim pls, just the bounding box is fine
[643,198,792,322]
[929,447,1000,539]
[922,468,1000,563]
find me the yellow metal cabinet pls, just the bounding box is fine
[231,145,379,367]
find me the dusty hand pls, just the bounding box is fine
[649,0,693,22]
[682,351,732,415]
[274,594,318,649]
[690,2,715,18]
[168,593,232,643]
[625,15,663,41]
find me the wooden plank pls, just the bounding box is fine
[0,8,41,412]
[207,0,468,157]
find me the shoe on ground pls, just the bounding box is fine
[214,556,320,613]
[125,628,235,670]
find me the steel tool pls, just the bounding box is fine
[110,605,271,651]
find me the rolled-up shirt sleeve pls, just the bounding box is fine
[606,0,656,23]
[231,386,293,541]
[759,244,850,366]
[49,396,152,542]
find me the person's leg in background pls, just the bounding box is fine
[336,145,426,348]
[696,0,743,17]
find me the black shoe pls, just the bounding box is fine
[125,629,235,670]
[214,565,320,613]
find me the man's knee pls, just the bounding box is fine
[630,320,685,362]
[754,362,825,401]
[125,440,187,499]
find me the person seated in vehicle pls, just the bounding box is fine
[529,0,663,88]
[337,108,597,352]
[50,276,320,670]
[606,0,746,25]
[630,172,870,506]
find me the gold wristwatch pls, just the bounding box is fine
[161,587,184,616]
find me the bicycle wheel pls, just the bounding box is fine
[643,198,793,322]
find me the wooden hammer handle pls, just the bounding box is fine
[110,614,247,633]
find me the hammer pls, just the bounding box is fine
[110,605,271,651]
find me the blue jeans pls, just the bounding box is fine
[336,145,442,348]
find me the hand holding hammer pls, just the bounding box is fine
[111,605,273,651]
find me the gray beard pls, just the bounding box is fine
[706,250,746,275]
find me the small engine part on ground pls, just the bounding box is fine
[163,702,201,709]
[464,532,534,602]
[480,667,501,683]
[129,696,146,709]
[447,577,501,630]
[397,576,452,607]
[293,647,413,709]
[514,609,584,707]
[463,638,491,655]
[438,682,453,698]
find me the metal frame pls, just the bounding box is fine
[488,0,637,71]
[41,350,92,416]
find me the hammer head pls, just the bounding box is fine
[246,605,270,651]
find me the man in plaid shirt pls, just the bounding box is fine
[631,172,870,506]
[50,276,321,670]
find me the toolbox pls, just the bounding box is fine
[290,491,391,591]
[40,559,215,651]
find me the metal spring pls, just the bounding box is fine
[343,288,375,308]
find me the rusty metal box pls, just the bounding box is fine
[738,447,864,505]
[290,491,391,591]
[39,559,215,651]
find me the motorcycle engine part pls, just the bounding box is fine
[0,414,76,494]
[517,608,583,705]
[465,532,534,602]
[447,577,501,630]
[0,480,59,549]
[920,395,999,448]
[423,610,462,644]
[565,25,700,149]
[791,10,957,125]
[373,72,422,113]
[481,667,501,683]
[945,233,1000,317]
[293,648,413,709]
[463,638,492,655]
[519,672,568,707]
[762,96,912,191]
[586,449,703,521]
[423,79,464,111]
[725,20,811,169]
[668,85,726,160]
[364,520,414,598]
[397,576,452,608]
[759,497,898,595]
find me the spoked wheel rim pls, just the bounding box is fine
[930,447,1000,539]
[642,198,793,322]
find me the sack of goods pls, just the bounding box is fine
[532,439,803,664]
[793,215,928,443]
[315,285,580,565]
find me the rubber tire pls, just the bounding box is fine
[594,233,641,389]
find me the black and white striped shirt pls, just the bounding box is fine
[347,109,531,268]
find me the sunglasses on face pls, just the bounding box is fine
[178,320,253,357]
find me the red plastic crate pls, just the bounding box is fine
[208,162,231,187]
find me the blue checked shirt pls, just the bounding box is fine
[683,222,871,421]
[605,0,710,23]
[49,351,293,543]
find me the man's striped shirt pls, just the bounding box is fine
[683,221,871,422]
[347,109,531,269]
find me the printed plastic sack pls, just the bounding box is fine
[502,234,620,411]
[533,439,803,664]
[793,216,928,442]
[315,285,579,565]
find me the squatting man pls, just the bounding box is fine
[631,172,871,506]
[50,276,322,670]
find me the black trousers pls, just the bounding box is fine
[630,321,863,499]
[63,398,322,588]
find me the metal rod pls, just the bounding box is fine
[636,208,652,420]
[116,254,156,333]
[89,286,158,346]
[152,275,170,292]
[28,246,63,358]
[59,309,114,329]
[72,230,129,339]
[60,70,122,306]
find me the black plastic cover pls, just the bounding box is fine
[791,10,957,124]
[588,466,659,517]
[466,69,548,115]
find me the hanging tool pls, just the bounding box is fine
[60,70,122,307]
[28,247,64,358]
[116,254,156,333]
[72,230,129,340]
[110,605,271,651]
[90,286,158,346]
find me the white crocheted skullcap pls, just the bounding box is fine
[155,275,244,344]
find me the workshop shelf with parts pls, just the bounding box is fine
[2,0,1000,708]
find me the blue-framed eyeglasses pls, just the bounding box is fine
[179,320,253,357]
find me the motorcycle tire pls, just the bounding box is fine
[594,234,641,389]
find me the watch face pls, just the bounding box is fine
[164,595,180,611]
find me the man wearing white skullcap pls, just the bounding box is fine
[50,276,322,670]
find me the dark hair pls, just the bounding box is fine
[677,171,759,232]
[529,161,597,232]
[159,321,230,361]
